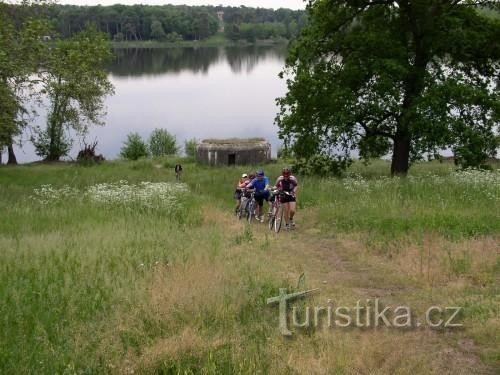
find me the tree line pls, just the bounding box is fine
[6,3,306,42]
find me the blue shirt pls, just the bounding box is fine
[248,177,269,192]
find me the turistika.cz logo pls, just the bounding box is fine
[266,288,463,336]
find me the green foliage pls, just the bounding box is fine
[276,144,294,159]
[165,31,182,43]
[225,23,240,41]
[32,126,71,159]
[239,22,288,42]
[292,154,351,177]
[184,137,198,158]
[150,19,166,40]
[0,2,50,149]
[149,128,178,157]
[302,165,500,239]
[0,82,19,147]
[277,0,500,175]
[120,132,149,160]
[7,3,305,43]
[32,26,114,161]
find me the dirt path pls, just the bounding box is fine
[241,206,497,374]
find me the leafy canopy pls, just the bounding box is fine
[149,128,178,157]
[277,0,500,174]
[120,132,149,160]
[33,26,115,161]
[0,0,50,147]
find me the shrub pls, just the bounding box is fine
[184,138,198,158]
[165,32,182,43]
[292,155,351,177]
[120,133,149,160]
[32,126,72,161]
[149,128,178,157]
[277,144,293,159]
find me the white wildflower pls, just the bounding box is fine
[30,181,190,211]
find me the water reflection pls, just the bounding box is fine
[109,45,287,76]
[12,46,288,163]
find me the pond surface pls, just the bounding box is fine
[13,45,289,163]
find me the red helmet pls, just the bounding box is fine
[282,167,291,177]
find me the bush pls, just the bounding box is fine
[120,132,149,160]
[165,32,182,43]
[277,144,293,159]
[32,126,71,161]
[149,128,178,157]
[184,138,198,158]
[292,155,352,177]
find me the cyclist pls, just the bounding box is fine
[246,169,270,222]
[274,167,298,230]
[234,173,250,214]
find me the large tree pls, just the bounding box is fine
[277,0,500,175]
[0,0,49,164]
[32,27,114,161]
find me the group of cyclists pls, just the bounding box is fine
[234,167,298,230]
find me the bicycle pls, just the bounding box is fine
[236,190,247,220]
[268,190,293,233]
[237,189,256,223]
[245,190,257,223]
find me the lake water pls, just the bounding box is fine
[12,45,288,163]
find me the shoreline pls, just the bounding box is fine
[111,38,290,49]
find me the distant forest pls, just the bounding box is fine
[6,4,307,42]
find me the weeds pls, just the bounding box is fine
[0,160,498,373]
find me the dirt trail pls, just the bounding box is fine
[236,206,497,374]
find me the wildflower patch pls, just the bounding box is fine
[339,169,499,202]
[31,181,190,213]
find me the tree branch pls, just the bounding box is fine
[358,118,395,140]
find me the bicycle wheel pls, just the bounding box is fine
[237,198,247,220]
[274,204,283,233]
[268,213,275,230]
[247,199,255,223]
[268,202,277,230]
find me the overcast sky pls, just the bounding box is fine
[58,1,307,10]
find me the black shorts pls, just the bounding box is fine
[280,193,296,204]
[254,190,270,206]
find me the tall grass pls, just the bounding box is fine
[0,158,498,373]
[0,160,285,372]
[300,169,500,239]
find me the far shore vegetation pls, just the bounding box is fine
[110,34,290,49]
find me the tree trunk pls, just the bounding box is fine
[391,132,410,176]
[46,90,63,162]
[7,143,17,165]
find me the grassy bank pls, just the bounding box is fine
[111,35,289,49]
[0,159,498,373]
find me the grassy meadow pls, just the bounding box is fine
[0,158,499,374]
